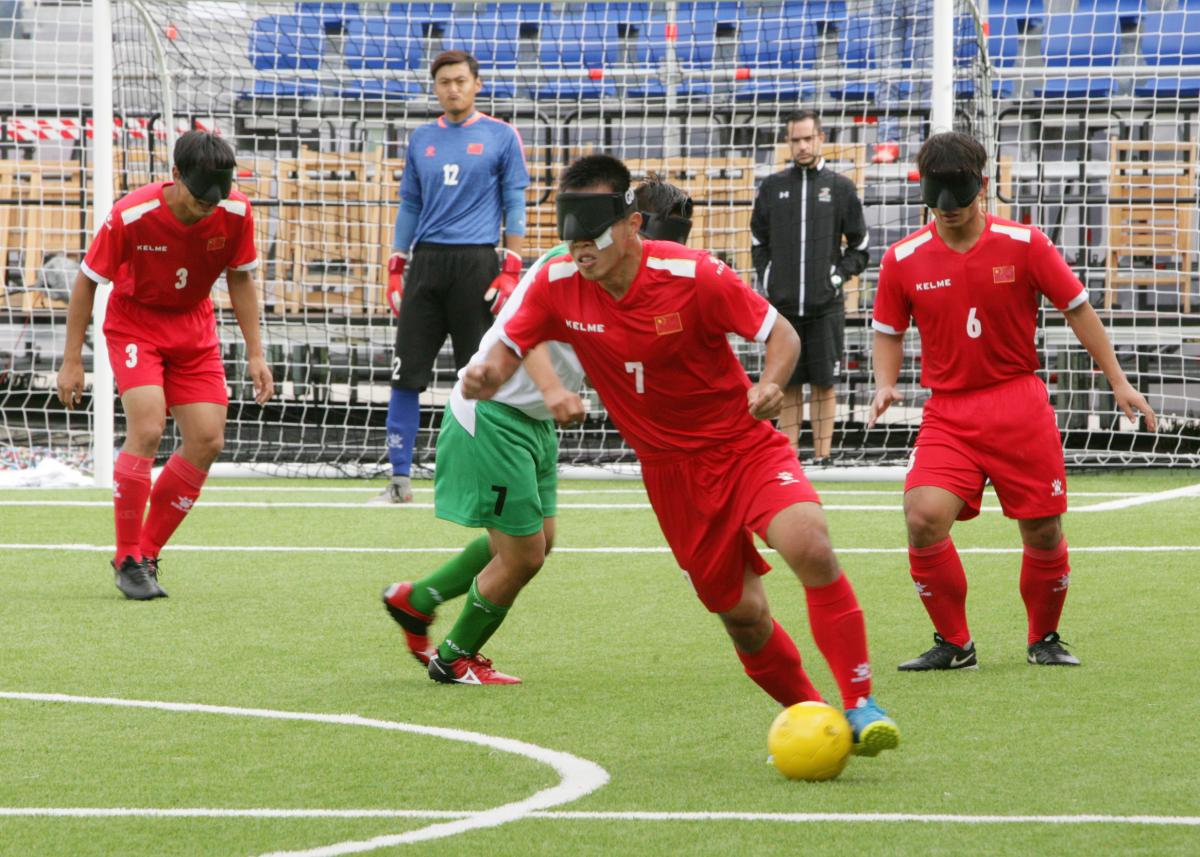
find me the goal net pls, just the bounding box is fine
[1,0,1195,478]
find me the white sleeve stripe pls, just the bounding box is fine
[1064,290,1089,311]
[755,304,778,343]
[872,319,902,335]
[228,260,259,272]
[79,259,110,284]
[498,330,525,358]
[854,232,869,250]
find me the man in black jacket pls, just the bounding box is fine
[751,110,869,465]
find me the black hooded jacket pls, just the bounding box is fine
[750,159,869,317]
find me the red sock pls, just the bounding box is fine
[140,453,208,558]
[112,452,153,563]
[805,573,872,710]
[1020,538,1070,645]
[909,538,971,647]
[736,620,823,706]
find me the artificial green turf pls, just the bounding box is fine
[0,472,1197,855]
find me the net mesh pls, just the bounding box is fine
[0,0,1195,475]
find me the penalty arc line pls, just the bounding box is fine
[2,807,1197,827]
[0,692,609,857]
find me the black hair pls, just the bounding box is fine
[916,131,987,181]
[785,109,822,133]
[431,49,480,79]
[635,174,692,218]
[559,154,632,196]
[173,130,235,174]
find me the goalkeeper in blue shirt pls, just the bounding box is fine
[382,177,694,684]
[373,49,530,504]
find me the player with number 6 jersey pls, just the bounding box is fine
[464,155,900,757]
[870,132,1157,672]
[55,131,274,601]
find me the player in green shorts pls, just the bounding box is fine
[382,176,695,684]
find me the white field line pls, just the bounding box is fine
[1071,482,1200,512]
[2,807,1198,827]
[0,501,1035,512]
[4,543,1200,556]
[20,486,1144,498]
[0,692,608,857]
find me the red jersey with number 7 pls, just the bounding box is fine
[500,240,779,460]
[871,214,1088,394]
[81,181,257,311]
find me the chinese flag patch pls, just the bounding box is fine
[467,142,484,155]
[207,236,226,252]
[993,265,1015,283]
[654,312,683,336]
[425,145,436,157]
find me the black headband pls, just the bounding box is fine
[556,189,637,241]
[180,166,234,205]
[920,172,981,211]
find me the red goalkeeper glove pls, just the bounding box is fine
[484,249,522,315]
[386,253,407,316]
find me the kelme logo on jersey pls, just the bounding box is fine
[993,265,1015,283]
[136,244,168,253]
[916,278,952,292]
[654,312,683,336]
[818,187,832,203]
[565,319,605,333]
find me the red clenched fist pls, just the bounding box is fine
[484,249,522,315]
[386,253,407,316]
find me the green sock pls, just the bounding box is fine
[439,577,510,661]
[409,535,491,615]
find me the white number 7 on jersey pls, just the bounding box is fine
[624,361,644,394]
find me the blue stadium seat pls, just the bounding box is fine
[796,0,848,30]
[444,14,521,99]
[1075,0,1141,28]
[248,14,323,96]
[1034,11,1122,98]
[584,2,649,34]
[250,14,324,70]
[987,12,1021,97]
[1135,10,1200,99]
[535,13,621,98]
[340,16,423,100]
[828,16,876,100]
[734,16,819,101]
[386,3,453,33]
[628,13,719,98]
[989,0,1044,32]
[296,2,360,30]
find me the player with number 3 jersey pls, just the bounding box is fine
[464,155,900,757]
[870,132,1157,671]
[55,131,273,601]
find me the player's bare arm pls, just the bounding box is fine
[748,314,800,420]
[1063,302,1157,432]
[868,330,905,427]
[462,339,522,400]
[226,269,275,405]
[523,343,585,426]
[55,270,100,411]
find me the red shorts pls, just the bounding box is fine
[641,422,821,614]
[907,374,1067,521]
[103,295,228,408]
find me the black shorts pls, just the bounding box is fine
[392,243,497,390]
[784,306,844,389]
